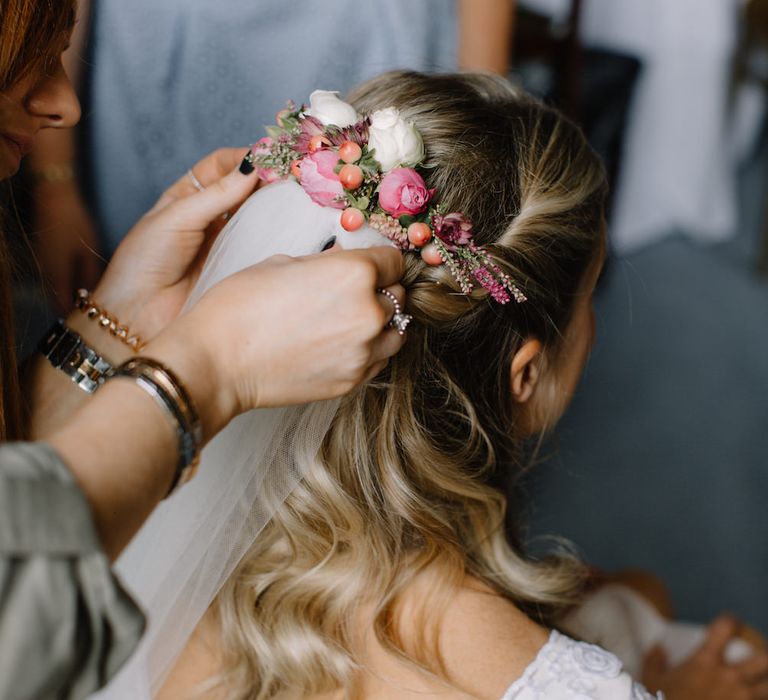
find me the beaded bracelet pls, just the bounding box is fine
[75,288,144,352]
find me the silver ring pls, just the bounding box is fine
[187,168,205,192]
[376,288,412,336]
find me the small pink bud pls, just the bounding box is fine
[421,243,443,266]
[339,164,364,190]
[290,159,302,179]
[339,140,363,163]
[309,134,331,153]
[407,222,432,248]
[341,207,365,232]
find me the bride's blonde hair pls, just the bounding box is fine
[215,71,608,699]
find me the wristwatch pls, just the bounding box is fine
[39,320,115,394]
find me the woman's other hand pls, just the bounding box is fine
[93,147,260,341]
[642,616,768,700]
[146,246,406,435]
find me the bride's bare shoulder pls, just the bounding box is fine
[381,571,551,699]
[159,571,549,700]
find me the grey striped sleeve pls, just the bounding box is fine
[0,443,145,700]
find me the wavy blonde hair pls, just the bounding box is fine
[214,71,608,699]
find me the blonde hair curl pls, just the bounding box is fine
[214,71,608,699]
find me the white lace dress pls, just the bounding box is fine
[500,630,663,699]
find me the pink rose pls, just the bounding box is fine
[253,137,280,184]
[378,168,435,218]
[299,149,345,209]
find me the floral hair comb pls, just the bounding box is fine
[244,90,526,304]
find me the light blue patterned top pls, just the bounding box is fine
[85,0,458,252]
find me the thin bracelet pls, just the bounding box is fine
[112,358,203,497]
[75,288,144,352]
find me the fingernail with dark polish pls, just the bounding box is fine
[239,148,256,175]
[321,236,337,252]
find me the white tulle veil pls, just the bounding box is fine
[93,180,391,698]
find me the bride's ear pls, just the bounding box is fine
[510,339,543,404]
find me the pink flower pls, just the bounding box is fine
[253,137,280,184]
[378,168,435,218]
[472,266,511,304]
[432,212,474,250]
[299,149,345,209]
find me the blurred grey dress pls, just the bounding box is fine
[85,0,458,253]
[0,443,144,700]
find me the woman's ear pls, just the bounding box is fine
[510,339,543,404]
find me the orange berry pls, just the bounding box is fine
[339,164,364,190]
[421,243,443,266]
[341,207,365,232]
[407,222,432,247]
[339,140,363,163]
[290,159,303,179]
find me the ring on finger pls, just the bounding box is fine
[376,288,412,336]
[187,168,205,192]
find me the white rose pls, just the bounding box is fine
[367,108,425,172]
[305,90,359,128]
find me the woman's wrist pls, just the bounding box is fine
[139,318,238,441]
[64,307,135,366]
[44,376,180,559]
[86,278,149,346]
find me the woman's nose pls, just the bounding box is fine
[26,63,81,129]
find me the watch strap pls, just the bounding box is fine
[39,320,115,394]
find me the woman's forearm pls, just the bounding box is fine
[27,311,134,439]
[44,380,177,561]
[43,324,227,562]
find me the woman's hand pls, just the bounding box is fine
[146,246,407,435]
[93,147,260,341]
[642,616,768,700]
[43,244,406,559]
